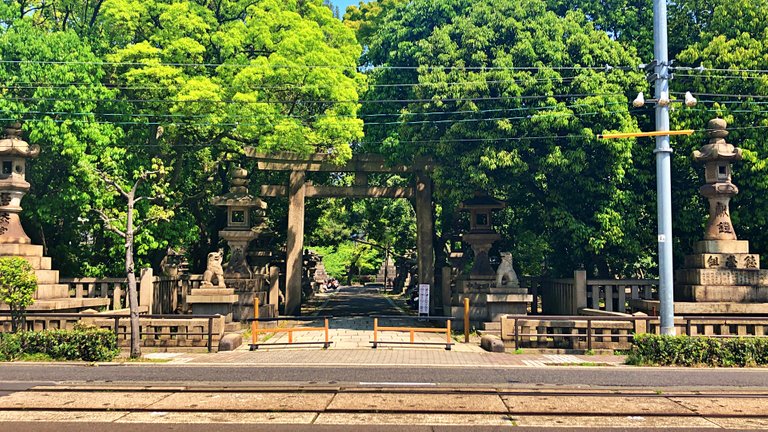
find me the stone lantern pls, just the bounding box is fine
[210,167,268,278]
[631,118,768,316]
[0,123,108,312]
[693,118,742,241]
[0,123,39,244]
[459,193,506,276]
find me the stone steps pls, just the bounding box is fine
[33,269,59,285]
[33,283,70,300]
[16,255,52,270]
[0,243,44,257]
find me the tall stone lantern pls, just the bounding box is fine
[0,123,39,244]
[459,193,506,276]
[211,167,268,278]
[630,118,768,316]
[693,118,742,241]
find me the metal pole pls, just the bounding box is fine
[653,0,676,336]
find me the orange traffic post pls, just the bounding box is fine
[324,318,329,348]
[373,318,378,348]
[288,329,293,344]
[252,297,260,345]
[446,319,452,345]
[410,329,415,344]
[463,297,470,343]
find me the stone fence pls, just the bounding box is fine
[61,268,277,321]
[0,312,227,352]
[60,270,205,315]
[500,314,768,350]
[530,270,658,315]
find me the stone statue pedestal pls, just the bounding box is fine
[451,275,532,326]
[187,288,239,322]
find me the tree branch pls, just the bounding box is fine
[93,208,127,238]
[94,169,131,199]
[130,169,162,198]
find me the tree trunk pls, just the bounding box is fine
[125,199,141,358]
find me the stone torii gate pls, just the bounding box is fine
[245,150,435,315]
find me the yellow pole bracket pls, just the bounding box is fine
[598,129,695,139]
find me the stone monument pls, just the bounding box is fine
[187,250,239,321]
[0,123,108,311]
[211,167,269,279]
[375,256,396,287]
[633,118,768,315]
[450,193,532,326]
[204,167,274,320]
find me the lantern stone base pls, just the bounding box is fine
[633,238,768,316]
[451,275,532,326]
[187,288,239,322]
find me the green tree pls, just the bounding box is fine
[1,0,365,277]
[0,257,38,332]
[360,0,647,277]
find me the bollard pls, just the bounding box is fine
[252,297,259,345]
[324,318,330,348]
[463,297,470,343]
[446,319,452,350]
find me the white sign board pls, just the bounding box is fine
[418,284,430,315]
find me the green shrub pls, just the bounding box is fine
[0,328,118,362]
[0,257,38,332]
[628,334,768,367]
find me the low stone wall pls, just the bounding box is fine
[500,315,768,350]
[1,314,227,352]
[501,317,635,350]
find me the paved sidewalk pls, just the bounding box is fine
[147,349,626,367]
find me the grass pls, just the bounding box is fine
[15,353,55,362]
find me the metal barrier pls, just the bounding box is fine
[503,314,768,350]
[0,311,222,352]
[371,315,454,350]
[247,298,331,350]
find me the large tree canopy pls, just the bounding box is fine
[357,0,647,276]
[1,0,364,275]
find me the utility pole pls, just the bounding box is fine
[653,0,676,335]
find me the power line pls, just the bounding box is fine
[0,101,633,121]
[0,76,587,91]
[0,59,634,71]
[1,92,626,105]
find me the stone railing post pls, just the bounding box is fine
[574,270,587,314]
[139,267,154,314]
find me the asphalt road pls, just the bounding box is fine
[2,363,768,388]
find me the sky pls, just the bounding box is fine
[335,0,361,13]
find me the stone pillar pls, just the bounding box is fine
[269,265,280,306]
[414,171,435,313]
[441,266,452,315]
[139,267,154,314]
[574,269,587,314]
[284,169,306,315]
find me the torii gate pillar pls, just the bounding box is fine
[284,169,306,315]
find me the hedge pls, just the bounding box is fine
[627,334,768,367]
[0,326,118,362]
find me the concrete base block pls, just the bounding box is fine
[675,284,768,302]
[694,240,750,254]
[631,299,768,315]
[480,334,505,353]
[218,333,243,351]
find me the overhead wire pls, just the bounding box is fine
[0,59,635,71]
[0,92,626,105]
